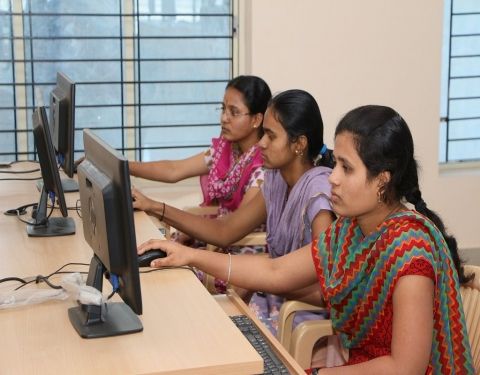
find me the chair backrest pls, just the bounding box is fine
[460,264,480,372]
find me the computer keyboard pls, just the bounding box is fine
[230,314,291,375]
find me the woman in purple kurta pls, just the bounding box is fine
[249,166,332,334]
[134,89,335,329]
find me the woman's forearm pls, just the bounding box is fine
[130,160,178,182]
[156,203,255,247]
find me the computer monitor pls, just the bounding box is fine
[49,71,78,192]
[69,129,142,338]
[29,107,76,237]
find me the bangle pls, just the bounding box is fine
[160,202,165,222]
[226,253,232,284]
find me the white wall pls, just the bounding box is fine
[239,0,480,251]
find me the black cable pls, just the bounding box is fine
[47,200,82,218]
[75,199,82,218]
[15,202,54,226]
[4,202,37,216]
[0,160,38,168]
[106,290,116,300]
[10,160,39,165]
[35,275,63,290]
[0,168,40,174]
[0,276,28,285]
[139,265,196,275]
[0,177,42,181]
[14,262,90,291]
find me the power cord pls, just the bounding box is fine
[47,199,82,218]
[0,160,39,168]
[4,202,37,217]
[139,265,196,276]
[13,202,54,226]
[0,262,90,291]
[0,168,40,174]
[0,177,42,181]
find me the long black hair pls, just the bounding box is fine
[267,89,333,168]
[335,105,472,284]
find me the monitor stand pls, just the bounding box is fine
[68,256,143,338]
[27,187,75,237]
[37,178,79,193]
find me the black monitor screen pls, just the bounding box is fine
[69,129,142,338]
[49,72,77,191]
[29,106,75,237]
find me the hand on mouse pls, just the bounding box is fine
[138,239,194,268]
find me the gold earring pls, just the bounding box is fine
[377,189,383,203]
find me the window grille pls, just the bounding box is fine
[440,0,480,163]
[0,0,234,162]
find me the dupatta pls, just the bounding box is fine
[200,137,263,212]
[312,211,474,374]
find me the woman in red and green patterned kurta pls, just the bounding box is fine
[310,105,474,374]
[139,105,474,374]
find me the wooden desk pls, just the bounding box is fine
[0,164,262,374]
[0,163,305,374]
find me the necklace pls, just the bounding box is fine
[383,203,403,222]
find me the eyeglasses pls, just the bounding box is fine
[216,106,251,119]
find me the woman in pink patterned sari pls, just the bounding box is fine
[131,76,271,291]
[130,75,271,215]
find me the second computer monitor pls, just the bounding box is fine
[49,71,77,191]
[69,129,142,338]
[29,106,75,237]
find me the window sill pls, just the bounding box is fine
[439,160,480,176]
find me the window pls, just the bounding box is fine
[0,0,234,163]
[440,0,480,163]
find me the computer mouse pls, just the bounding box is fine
[137,249,167,267]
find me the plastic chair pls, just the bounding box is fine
[461,264,480,372]
[281,264,480,371]
[277,300,333,369]
[182,205,267,293]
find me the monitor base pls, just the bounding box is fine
[27,217,75,237]
[68,302,143,339]
[36,178,79,193]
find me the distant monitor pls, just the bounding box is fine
[49,71,78,192]
[69,129,142,338]
[29,107,75,237]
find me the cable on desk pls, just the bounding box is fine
[47,199,82,218]
[0,277,28,285]
[14,202,54,226]
[4,202,37,217]
[0,176,42,181]
[0,160,39,168]
[75,198,82,218]
[13,262,90,291]
[140,265,197,276]
[0,168,40,174]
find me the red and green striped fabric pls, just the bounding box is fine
[312,210,474,374]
